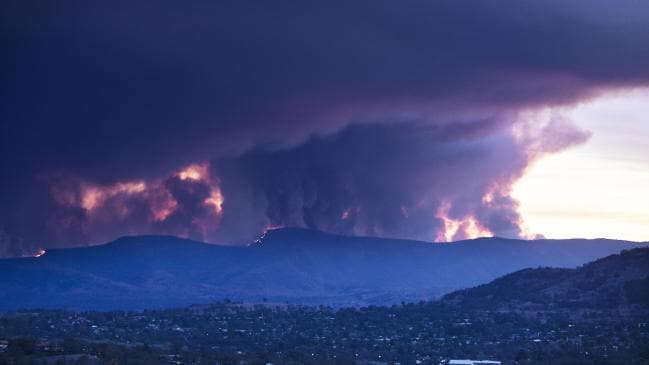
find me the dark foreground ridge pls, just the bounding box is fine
[0,248,647,364]
[0,228,647,311]
[442,246,649,312]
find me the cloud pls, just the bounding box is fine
[40,164,223,247]
[0,0,647,253]
[0,229,42,258]
[39,115,587,246]
[3,1,648,179]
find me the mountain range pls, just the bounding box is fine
[443,246,649,315]
[0,227,646,311]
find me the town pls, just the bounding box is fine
[1,300,647,364]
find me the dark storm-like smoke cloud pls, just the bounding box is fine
[35,116,590,247]
[0,0,648,253]
[3,0,648,178]
[212,118,590,243]
[43,170,224,247]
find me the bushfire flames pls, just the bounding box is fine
[50,161,529,244]
[435,201,493,242]
[177,163,223,216]
[50,162,227,241]
[33,249,46,258]
[81,181,147,211]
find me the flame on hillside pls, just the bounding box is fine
[435,201,493,242]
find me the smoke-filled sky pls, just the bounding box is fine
[2,0,649,256]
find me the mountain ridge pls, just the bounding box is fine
[441,247,649,315]
[1,248,647,363]
[18,227,644,258]
[0,228,646,311]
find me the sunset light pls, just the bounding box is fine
[3,2,649,362]
[514,89,649,241]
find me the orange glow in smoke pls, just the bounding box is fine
[81,181,147,211]
[81,187,102,211]
[151,192,179,222]
[176,162,224,216]
[33,249,46,257]
[435,201,492,242]
[53,161,227,241]
[178,163,209,181]
[481,192,494,204]
[181,163,224,216]
[462,217,493,239]
[205,189,224,215]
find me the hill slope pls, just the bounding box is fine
[1,249,648,364]
[0,228,646,311]
[442,247,649,314]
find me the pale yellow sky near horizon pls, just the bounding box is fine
[512,89,649,242]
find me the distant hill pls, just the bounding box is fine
[0,227,646,311]
[2,249,648,364]
[442,247,649,314]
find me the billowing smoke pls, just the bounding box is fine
[0,0,646,254]
[212,117,590,243]
[45,164,223,246]
[0,229,43,258]
[38,115,589,247]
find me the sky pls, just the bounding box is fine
[513,89,649,241]
[1,1,649,256]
